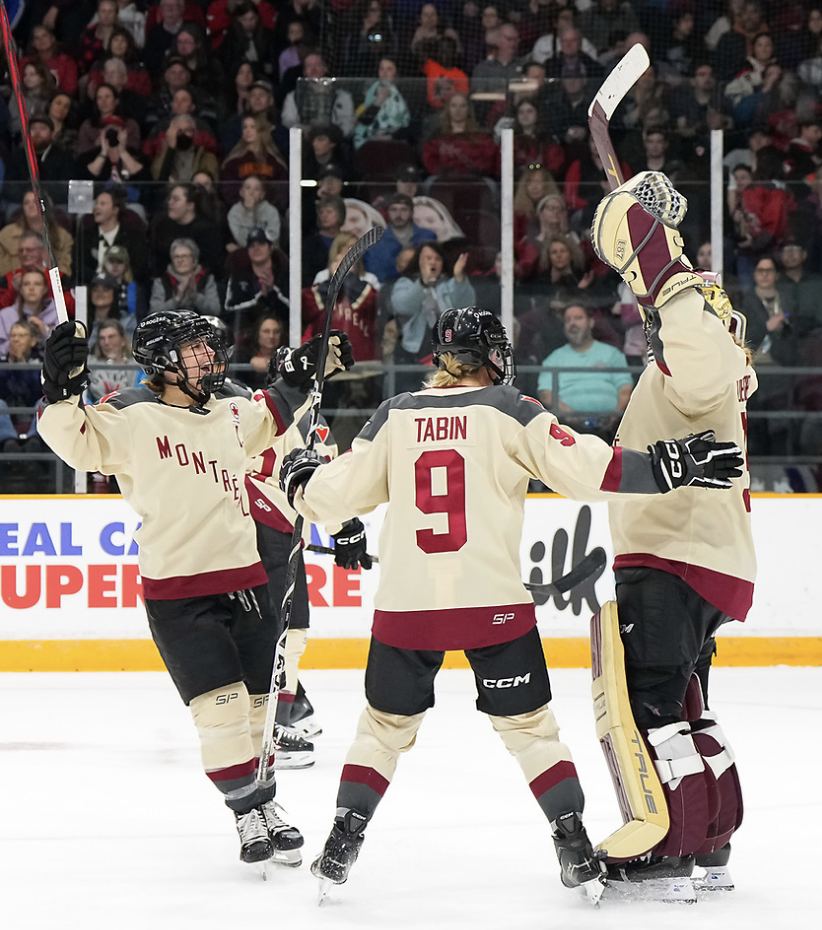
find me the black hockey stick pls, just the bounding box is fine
[524,547,607,597]
[305,544,606,596]
[256,225,384,788]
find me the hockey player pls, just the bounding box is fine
[278,306,744,901]
[589,170,754,899]
[37,310,354,869]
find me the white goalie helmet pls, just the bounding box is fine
[697,282,747,344]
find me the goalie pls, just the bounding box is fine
[590,171,753,899]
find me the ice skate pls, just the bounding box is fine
[260,800,304,867]
[291,682,322,737]
[551,812,607,905]
[273,724,315,769]
[234,808,274,865]
[606,854,697,904]
[311,811,367,903]
[694,844,734,893]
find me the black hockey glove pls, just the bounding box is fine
[648,430,744,492]
[42,321,90,403]
[268,331,354,391]
[332,518,372,570]
[279,448,326,508]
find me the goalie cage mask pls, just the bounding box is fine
[433,306,516,386]
[133,309,229,404]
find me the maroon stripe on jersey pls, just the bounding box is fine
[600,447,624,492]
[206,758,256,783]
[341,764,390,797]
[373,603,537,651]
[261,389,289,435]
[614,553,753,621]
[529,760,578,799]
[141,562,268,599]
[245,476,295,532]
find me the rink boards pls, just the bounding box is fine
[0,494,820,670]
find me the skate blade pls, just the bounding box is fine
[693,870,734,893]
[581,877,606,907]
[270,848,302,868]
[254,860,275,881]
[604,876,697,905]
[274,752,315,770]
[317,878,334,905]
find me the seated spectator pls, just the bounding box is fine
[151,114,220,184]
[531,10,598,65]
[496,96,565,178]
[626,126,684,179]
[0,190,73,278]
[338,0,396,77]
[143,0,190,75]
[78,83,141,154]
[784,121,822,187]
[0,268,58,356]
[777,239,822,336]
[541,65,594,152]
[224,228,290,340]
[77,187,149,284]
[233,313,285,390]
[364,192,436,283]
[303,123,352,183]
[149,238,220,316]
[410,3,462,63]
[78,0,121,75]
[219,76,289,157]
[169,22,225,100]
[143,88,219,161]
[371,161,422,213]
[420,35,469,113]
[471,22,526,113]
[222,60,260,123]
[422,92,499,182]
[87,273,139,348]
[7,63,56,142]
[0,232,73,313]
[412,195,464,242]
[798,33,822,92]
[458,3,502,75]
[280,51,356,138]
[21,24,78,96]
[227,175,282,250]
[208,0,277,52]
[302,195,346,286]
[543,26,604,80]
[578,0,640,64]
[221,115,289,205]
[276,18,313,81]
[656,8,703,88]
[48,93,80,153]
[219,1,277,79]
[76,117,150,205]
[610,62,666,134]
[537,302,632,442]
[518,231,591,288]
[102,245,149,321]
[144,57,198,137]
[513,164,560,242]
[725,31,778,113]
[301,162,345,234]
[389,242,475,393]
[86,319,141,403]
[341,198,387,241]
[670,62,733,142]
[354,57,411,149]
[713,0,767,82]
[0,320,43,435]
[105,0,147,48]
[150,183,224,277]
[86,28,153,99]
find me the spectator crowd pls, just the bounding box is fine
[4,0,822,488]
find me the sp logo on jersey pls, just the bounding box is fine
[229,402,243,448]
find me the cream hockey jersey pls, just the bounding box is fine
[610,288,757,621]
[38,384,309,599]
[293,383,664,651]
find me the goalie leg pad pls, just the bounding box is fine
[336,702,426,820]
[692,711,744,855]
[590,602,670,861]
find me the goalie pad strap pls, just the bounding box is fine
[704,747,736,781]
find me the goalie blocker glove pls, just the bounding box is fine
[269,331,354,391]
[280,448,326,509]
[333,518,372,570]
[42,320,90,403]
[649,431,744,492]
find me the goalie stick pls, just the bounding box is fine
[256,225,384,789]
[587,44,650,192]
[305,544,607,597]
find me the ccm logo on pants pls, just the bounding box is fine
[482,674,531,689]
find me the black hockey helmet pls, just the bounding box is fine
[201,314,235,360]
[133,309,228,404]
[432,306,515,385]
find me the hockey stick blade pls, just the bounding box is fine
[524,547,607,596]
[588,44,650,191]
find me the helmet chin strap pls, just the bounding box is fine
[166,365,210,406]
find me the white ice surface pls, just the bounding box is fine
[2,667,820,930]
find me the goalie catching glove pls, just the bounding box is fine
[268,331,354,391]
[42,320,90,403]
[649,431,743,492]
[280,448,326,508]
[332,518,372,570]
[592,171,702,308]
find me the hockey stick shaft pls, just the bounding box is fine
[256,225,384,787]
[524,547,607,596]
[0,1,68,322]
[305,544,604,595]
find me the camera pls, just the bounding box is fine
[105,128,119,147]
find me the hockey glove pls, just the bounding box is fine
[42,321,90,403]
[332,518,372,570]
[279,448,326,508]
[648,430,744,493]
[269,331,354,391]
